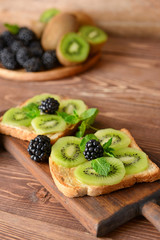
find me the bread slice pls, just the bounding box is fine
[0,96,79,144]
[49,128,160,197]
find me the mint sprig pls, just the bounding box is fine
[91,157,111,176]
[22,103,40,119]
[76,108,99,137]
[4,23,20,34]
[103,138,115,157]
[58,108,98,137]
[57,111,79,124]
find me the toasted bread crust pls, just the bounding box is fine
[0,96,80,144]
[49,128,160,197]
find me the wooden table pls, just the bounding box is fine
[0,36,160,239]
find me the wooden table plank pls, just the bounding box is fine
[0,150,160,239]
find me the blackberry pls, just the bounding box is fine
[23,57,42,72]
[0,36,5,51]
[16,47,32,66]
[28,135,51,162]
[1,31,16,46]
[83,139,104,161]
[42,50,59,70]
[39,97,60,114]
[29,41,42,49]
[11,40,24,53]
[18,27,36,45]
[29,41,43,57]
[0,48,18,70]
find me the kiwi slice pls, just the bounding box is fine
[31,115,66,134]
[40,8,60,23]
[114,147,149,175]
[95,128,131,151]
[56,32,90,66]
[51,136,86,168]
[24,93,61,106]
[74,157,125,186]
[2,108,31,127]
[59,99,87,115]
[79,25,108,53]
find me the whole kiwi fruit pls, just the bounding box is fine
[73,11,94,26]
[31,20,46,38]
[41,12,79,50]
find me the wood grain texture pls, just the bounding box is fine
[0,32,160,239]
[141,201,160,232]
[0,53,100,82]
[1,132,160,237]
[1,0,160,37]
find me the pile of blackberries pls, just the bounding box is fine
[0,27,59,72]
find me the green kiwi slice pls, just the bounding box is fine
[57,32,90,66]
[51,136,86,168]
[74,157,125,186]
[40,8,60,23]
[59,99,87,115]
[79,25,107,45]
[2,108,32,127]
[114,147,149,175]
[31,115,66,134]
[24,93,61,106]
[95,128,131,150]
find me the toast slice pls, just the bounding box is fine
[49,128,160,197]
[0,96,80,144]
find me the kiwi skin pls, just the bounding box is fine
[41,12,79,50]
[72,11,95,26]
[30,20,46,38]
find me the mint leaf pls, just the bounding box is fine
[22,103,40,119]
[80,108,98,124]
[75,108,99,137]
[103,138,115,157]
[91,157,110,176]
[57,111,79,124]
[4,23,19,34]
[40,8,60,23]
[105,152,115,157]
[103,138,112,149]
[80,134,98,152]
[76,121,86,138]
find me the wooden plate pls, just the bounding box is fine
[0,52,100,82]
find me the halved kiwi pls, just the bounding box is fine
[51,136,87,168]
[74,157,125,186]
[79,25,108,53]
[56,32,90,66]
[31,115,66,134]
[41,13,79,50]
[24,93,61,106]
[95,128,131,151]
[114,147,149,175]
[59,99,87,115]
[2,108,31,127]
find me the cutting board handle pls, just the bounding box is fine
[141,201,160,232]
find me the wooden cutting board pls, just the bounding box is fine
[1,129,160,237]
[0,52,100,82]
